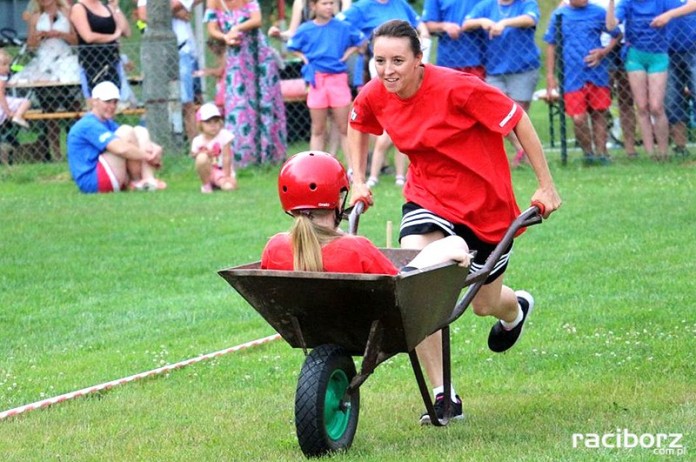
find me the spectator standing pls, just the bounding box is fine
[659,0,696,157]
[422,0,487,80]
[67,81,166,193]
[14,0,81,161]
[70,0,130,94]
[205,0,287,167]
[605,0,677,161]
[591,0,639,158]
[190,103,237,193]
[268,0,352,160]
[544,0,620,164]
[463,0,541,168]
[347,20,561,423]
[286,0,363,169]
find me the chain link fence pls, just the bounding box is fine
[2,1,695,166]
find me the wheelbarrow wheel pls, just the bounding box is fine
[295,344,360,458]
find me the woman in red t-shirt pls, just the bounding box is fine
[261,151,471,274]
[346,20,562,424]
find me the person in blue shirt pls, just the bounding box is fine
[463,0,541,168]
[422,0,486,80]
[545,0,620,164]
[287,0,364,170]
[337,0,431,187]
[606,0,686,161]
[654,0,696,157]
[67,81,165,194]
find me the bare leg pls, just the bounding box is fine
[628,71,654,155]
[194,152,212,184]
[509,100,530,166]
[403,232,447,390]
[309,107,329,152]
[331,104,352,171]
[590,109,609,157]
[572,113,593,155]
[647,71,670,159]
[100,151,129,186]
[367,132,392,184]
[327,115,340,157]
[46,120,62,161]
[183,102,197,142]
[395,150,408,185]
[672,121,687,149]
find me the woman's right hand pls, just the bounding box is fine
[349,182,374,211]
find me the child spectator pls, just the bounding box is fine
[463,0,542,168]
[605,0,676,161]
[0,49,31,129]
[657,0,696,157]
[544,0,620,164]
[190,103,237,194]
[286,0,363,170]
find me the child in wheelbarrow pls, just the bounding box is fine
[262,150,471,277]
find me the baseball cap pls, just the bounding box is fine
[196,103,222,122]
[91,81,121,101]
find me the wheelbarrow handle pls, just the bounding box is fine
[347,200,365,235]
[445,201,544,327]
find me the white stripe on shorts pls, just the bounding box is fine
[98,156,121,192]
[400,209,455,235]
[469,249,511,275]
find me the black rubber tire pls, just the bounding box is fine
[295,344,360,458]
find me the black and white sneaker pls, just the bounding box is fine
[419,393,464,425]
[487,290,535,353]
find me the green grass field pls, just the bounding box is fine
[0,150,694,461]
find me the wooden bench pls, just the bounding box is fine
[23,107,146,121]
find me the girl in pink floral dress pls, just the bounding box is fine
[205,0,287,167]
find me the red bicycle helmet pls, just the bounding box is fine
[278,151,349,213]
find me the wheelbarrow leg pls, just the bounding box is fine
[408,326,453,427]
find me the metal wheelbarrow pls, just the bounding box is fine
[218,203,543,458]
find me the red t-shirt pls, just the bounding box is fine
[350,64,523,243]
[261,233,399,275]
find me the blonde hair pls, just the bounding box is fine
[289,210,341,271]
[25,0,70,14]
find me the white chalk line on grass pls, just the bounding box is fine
[0,333,281,421]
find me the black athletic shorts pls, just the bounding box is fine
[399,202,513,284]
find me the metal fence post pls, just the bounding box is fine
[555,12,568,165]
[141,0,181,152]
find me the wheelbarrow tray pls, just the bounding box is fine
[218,249,469,356]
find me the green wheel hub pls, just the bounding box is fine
[324,369,350,440]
